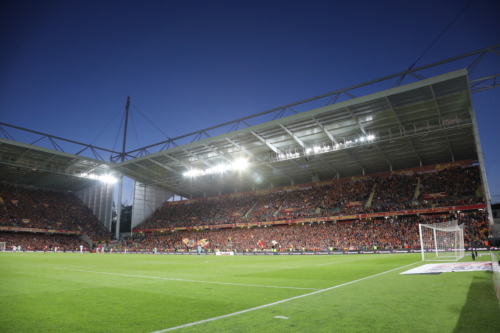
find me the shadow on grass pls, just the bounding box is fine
[453,271,500,333]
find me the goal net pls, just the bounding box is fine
[0,242,5,252]
[419,221,464,261]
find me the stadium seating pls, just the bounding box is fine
[137,166,484,230]
[124,211,490,252]
[0,231,84,251]
[0,183,114,244]
[0,165,489,252]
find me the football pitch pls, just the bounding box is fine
[1,252,498,333]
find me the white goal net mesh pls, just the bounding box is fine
[419,221,464,261]
[0,242,5,252]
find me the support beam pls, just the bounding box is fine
[279,124,306,148]
[312,117,338,144]
[204,144,232,163]
[344,150,365,175]
[251,131,281,154]
[469,106,493,224]
[183,149,212,167]
[314,154,340,179]
[430,86,454,162]
[385,97,423,166]
[149,158,180,174]
[265,163,293,181]
[346,106,367,135]
[225,138,253,157]
[373,144,392,170]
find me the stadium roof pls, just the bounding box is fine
[0,69,480,198]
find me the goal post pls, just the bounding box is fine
[419,221,464,261]
[0,242,5,252]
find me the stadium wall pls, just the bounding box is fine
[76,182,114,230]
[131,182,173,231]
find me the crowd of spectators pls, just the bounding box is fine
[138,166,484,230]
[419,166,479,198]
[0,165,489,253]
[123,211,491,252]
[0,231,85,251]
[0,183,114,243]
[372,174,419,205]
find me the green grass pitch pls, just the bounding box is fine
[1,252,498,333]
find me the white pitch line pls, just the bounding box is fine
[53,268,319,290]
[150,261,420,333]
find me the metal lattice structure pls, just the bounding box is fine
[0,44,498,204]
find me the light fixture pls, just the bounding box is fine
[183,158,248,178]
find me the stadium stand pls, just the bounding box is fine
[124,211,490,252]
[136,165,484,230]
[0,164,489,252]
[0,231,84,251]
[119,165,489,252]
[0,183,114,245]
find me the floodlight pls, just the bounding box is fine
[100,175,117,183]
[232,158,248,170]
[213,165,226,173]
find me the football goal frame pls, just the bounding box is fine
[419,221,464,261]
[0,242,5,252]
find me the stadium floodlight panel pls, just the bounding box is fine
[79,172,117,183]
[100,175,117,183]
[183,158,248,178]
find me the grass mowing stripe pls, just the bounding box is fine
[315,257,385,266]
[53,267,320,290]
[150,261,420,332]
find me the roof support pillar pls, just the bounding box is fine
[469,106,493,225]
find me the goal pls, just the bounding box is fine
[419,221,464,261]
[0,242,5,252]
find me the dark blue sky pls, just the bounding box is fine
[1,0,499,203]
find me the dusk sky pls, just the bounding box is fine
[1,0,499,204]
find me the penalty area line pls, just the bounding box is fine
[53,267,319,290]
[150,261,420,333]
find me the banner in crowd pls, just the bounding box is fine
[197,239,209,248]
[345,201,363,207]
[0,226,82,234]
[423,192,447,200]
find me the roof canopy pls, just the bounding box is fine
[0,69,478,197]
